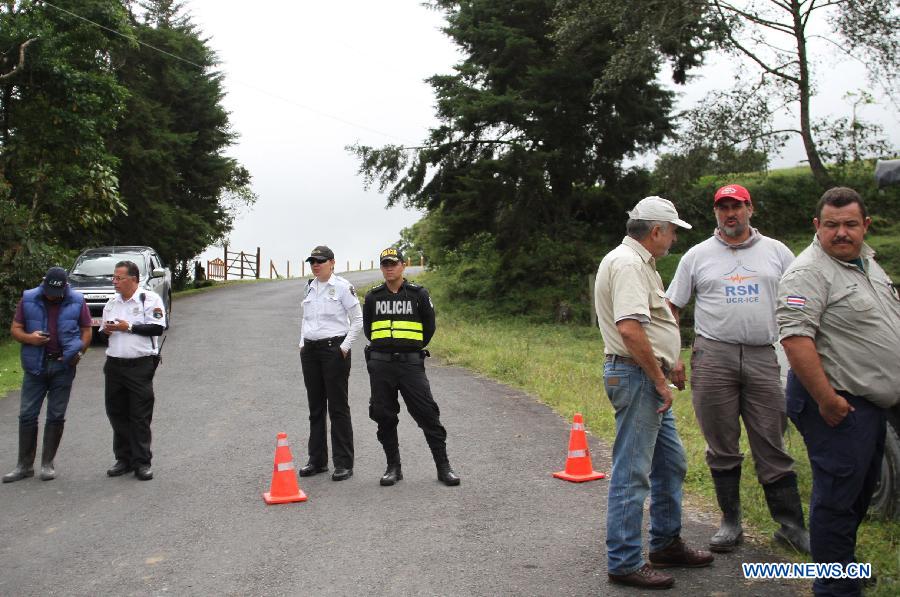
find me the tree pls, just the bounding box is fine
[1,0,131,246]
[106,0,256,286]
[350,0,710,312]
[686,0,900,187]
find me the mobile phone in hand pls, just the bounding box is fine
[38,331,50,337]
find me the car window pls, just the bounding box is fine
[71,253,148,277]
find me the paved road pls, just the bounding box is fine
[0,273,798,596]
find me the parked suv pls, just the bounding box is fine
[68,246,172,331]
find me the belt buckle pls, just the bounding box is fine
[390,353,400,362]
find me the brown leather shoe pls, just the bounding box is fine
[608,563,674,589]
[649,536,714,568]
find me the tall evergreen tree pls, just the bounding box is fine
[107,0,255,286]
[350,0,709,313]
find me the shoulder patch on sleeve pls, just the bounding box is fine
[349,285,357,297]
[785,296,807,309]
[153,307,164,319]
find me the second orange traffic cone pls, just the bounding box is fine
[263,432,308,504]
[553,413,606,483]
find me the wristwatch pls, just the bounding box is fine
[127,321,133,333]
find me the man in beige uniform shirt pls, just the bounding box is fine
[778,187,900,596]
[596,196,713,590]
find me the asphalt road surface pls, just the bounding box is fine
[0,271,799,596]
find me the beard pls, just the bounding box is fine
[720,222,748,238]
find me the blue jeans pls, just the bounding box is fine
[604,360,687,575]
[19,359,77,427]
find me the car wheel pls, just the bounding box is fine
[870,417,900,520]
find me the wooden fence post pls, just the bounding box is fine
[223,245,228,280]
[255,247,261,279]
[287,261,290,279]
[302,261,305,277]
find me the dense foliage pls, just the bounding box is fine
[0,0,254,326]
[351,0,712,317]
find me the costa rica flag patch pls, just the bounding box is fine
[786,296,807,308]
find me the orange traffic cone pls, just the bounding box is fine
[263,432,308,504]
[553,413,606,483]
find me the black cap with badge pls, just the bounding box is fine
[41,266,68,298]
[379,247,405,264]
[306,245,335,262]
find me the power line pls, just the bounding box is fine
[39,0,412,143]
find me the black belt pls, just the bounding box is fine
[304,335,346,348]
[45,353,62,360]
[367,351,427,363]
[106,355,155,366]
[605,354,671,375]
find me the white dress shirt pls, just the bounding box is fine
[299,274,363,353]
[103,290,166,358]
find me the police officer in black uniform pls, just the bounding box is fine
[364,247,460,487]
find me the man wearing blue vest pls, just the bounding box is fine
[3,267,92,483]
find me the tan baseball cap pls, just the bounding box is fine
[627,196,692,229]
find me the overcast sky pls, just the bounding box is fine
[185,1,899,275]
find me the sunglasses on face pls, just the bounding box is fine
[309,258,328,265]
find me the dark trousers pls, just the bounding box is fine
[300,342,353,469]
[104,357,157,468]
[786,371,886,597]
[366,356,448,464]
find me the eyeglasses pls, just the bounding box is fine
[309,258,328,265]
[380,260,400,267]
[112,275,134,281]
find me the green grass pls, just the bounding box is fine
[0,339,22,399]
[422,272,899,596]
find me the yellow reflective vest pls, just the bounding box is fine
[363,280,435,351]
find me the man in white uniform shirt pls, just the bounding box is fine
[101,260,166,481]
[666,184,808,555]
[298,245,363,482]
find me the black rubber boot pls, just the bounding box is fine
[436,463,460,486]
[763,473,811,554]
[3,423,38,483]
[709,467,743,552]
[380,463,403,486]
[40,421,65,481]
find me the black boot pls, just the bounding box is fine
[380,463,403,486]
[763,473,810,554]
[436,463,460,486]
[3,423,38,483]
[709,467,743,552]
[40,421,65,481]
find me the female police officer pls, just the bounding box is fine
[298,245,362,481]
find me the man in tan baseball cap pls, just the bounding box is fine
[595,197,712,590]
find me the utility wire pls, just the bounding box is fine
[40,0,412,143]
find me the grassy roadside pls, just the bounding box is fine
[0,339,21,398]
[420,272,899,597]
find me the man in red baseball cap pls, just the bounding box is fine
[666,183,809,555]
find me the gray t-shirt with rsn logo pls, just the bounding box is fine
[666,229,794,346]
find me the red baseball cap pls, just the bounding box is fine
[714,184,751,204]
